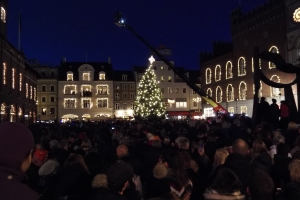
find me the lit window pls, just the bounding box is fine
[81,85,92,97]
[241,106,247,115]
[226,84,234,102]
[64,85,77,94]
[193,101,197,107]
[122,74,127,81]
[83,72,90,81]
[226,62,233,79]
[18,107,22,116]
[206,68,212,84]
[215,65,221,81]
[97,98,108,108]
[34,87,36,101]
[82,98,92,108]
[239,81,247,100]
[30,86,32,99]
[130,93,135,99]
[19,73,22,91]
[42,108,47,115]
[228,107,234,114]
[26,83,28,98]
[216,86,222,103]
[67,72,73,81]
[97,85,108,95]
[168,76,172,82]
[206,88,212,104]
[99,72,105,80]
[238,57,246,76]
[2,63,6,85]
[1,7,6,23]
[176,102,187,108]
[64,98,76,108]
[269,46,279,69]
[183,88,186,93]
[115,84,120,90]
[115,103,120,110]
[168,87,172,93]
[161,66,164,70]
[270,75,280,97]
[161,76,164,82]
[12,68,15,89]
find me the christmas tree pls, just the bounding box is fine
[134,56,166,119]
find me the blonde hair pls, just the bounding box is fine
[288,122,298,131]
[289,159,300,183]
[213,148,229,168]
[81,139,92,148]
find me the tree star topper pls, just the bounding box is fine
[148,55,155,64]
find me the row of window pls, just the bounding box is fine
[205,46,279,84]
[41,85,56,92]
[206,75,281,103]
[160,87,196,94]
[66,71,129,81]
[40,107,56,115]
[152,66,172,71]
[40,96,56,103]
[115,93,135,100]
[40,70,56,78]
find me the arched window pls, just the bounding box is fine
[226,84,234,102]
[206,68,212,84]
[252,57,262,72]
[253,81,263,98]
[206,88,212,104]
[215,65,221,81]
[239,81,247,100]
[67,71,73,81]
[226,61,233,79]
[270,75,281,97]
[238,57,246,76]
[216,86,222,103]
[269,46,279,69]
[99,71,105,80]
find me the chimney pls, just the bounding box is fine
[108,57,111,64]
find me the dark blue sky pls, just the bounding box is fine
[7,0,267,70]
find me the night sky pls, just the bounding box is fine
[7,0,267,70]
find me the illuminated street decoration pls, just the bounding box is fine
[293,7,300,22]
[215,65,221,81]
[270,75,280,97]
[64,85,77,94]
[216,86,222,103]
[226,84,234,102]
[269,46,279,69]
[239,81,247,100]
[226,61,233,79]
[64,98,77,108]
[238,57,246,76]
[206,68,212,84]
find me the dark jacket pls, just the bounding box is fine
[0,166,39,200]
[92,187,126,200]
[223,153,251,194]
[283,181,300,200]
[271,155,292,189]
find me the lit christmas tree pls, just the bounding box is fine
[134,56,166,119]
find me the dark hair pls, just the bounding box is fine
[277,143,289,157]
[248,169,274,200]
[210,168,241,194]
[159,150,189,187]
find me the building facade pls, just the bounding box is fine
[30,60,58,122]
[57,61,114,121]
[200,0,300,117]
[0,0,39,124]
[134,57,202,119]
[113,71,136,118]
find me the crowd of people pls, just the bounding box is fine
[0,111,300,200]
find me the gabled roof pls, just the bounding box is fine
[113,70,135,81]
[58,62,113,81]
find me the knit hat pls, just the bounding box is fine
[49,139,59,148]
[0,122,34,170]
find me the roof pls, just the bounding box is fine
[58,62,113,81]
[113,70,135,81]
[132,66,146,73]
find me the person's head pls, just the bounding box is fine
[175,137,189,149]
[64,154,89,172]
[292,150,300,160]
[213,148,229,168]
[252,139,268,156]
[58,140,69,151]
[260,97,266,102]
[272,98,277,104]
[116,145,128,158]
[277,143,290,157]
[49,139,58,149]
[35,143,43,150]
[288,122,298,131]
[152,140,162,148]
[81,138,92,148]
[210,168,242,194]
[232,139,249,156]
[272,134,285,146]
[289,159,300,183]
[0,122,34,173]
[106,160,133,194]
[248,169,274,200]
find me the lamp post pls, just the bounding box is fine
[235,98,239,114]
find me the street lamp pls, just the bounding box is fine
[235,98,239,114]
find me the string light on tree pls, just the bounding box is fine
[134,55,165,118]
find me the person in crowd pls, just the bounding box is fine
[283,159,300,200]
[223,139,250,194]
[247,169,274,200]
[0,122,38,200]
[290,135,300,156]
[49,139,59,149]
[203,168,245,200]
[250,139,272,174]
[212,148,229,170]
[269,134,286,158]
[269,98,280,128]
[32,143,48,168]
[280,101,290,130]
[58,140,69,151]
[285,122,299,149]
[258,97,270,123]
[80,138,94,155]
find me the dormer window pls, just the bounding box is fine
[67,72,73,81]
[1,7,6,23]
[122,74,127,81]
[83,72,90,81]
[99,72,105,80]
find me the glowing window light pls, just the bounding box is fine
[99,72,106,80]
[270,75,280,97]
[238,57,246,76]
[226,61,233,79]
[239,81,247,100]
[67,71,73,81]
[34,87,36,101]
[26,83,28,98]
[12,68,15,89]
[2,63,6,85]
[83,72,90,81]
[19,73,22,91]
[241,106,247,115]
[30,86,32,99]
[228,107,234,114]
[64,98,77,108]
[253,81,263,98]
[1,7,6,23]
[206,68,212,84]
[215,65,221,81]
[216,86,222,103]
[269,46,279,69]
[81,98,92,108]
[226,84,234,102]
[64,84,77,94]
[96,84,109,95]
[206,88,212,104]
[96,98,108,108]
[18,107,22,116]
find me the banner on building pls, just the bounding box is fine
[202,96,227,114]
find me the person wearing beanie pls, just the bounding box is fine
[0,122,38,200]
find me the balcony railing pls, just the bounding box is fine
[81,91,92,97]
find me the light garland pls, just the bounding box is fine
[12,68,15,89]
[19,73,22,91]
[99,72,105,80]
[96,84,109,94]
[270,75,280,97]
[253,81,263,98]
[226,84,234,102]
[64,84,77,94]
[206,68,212,84]
[26,83,28,98]
[215,65,221,81]
[64,98,77,108]
[81,98,92,109]
[83,72,90,81]
[269,46,279,69]
[67,72,73,81]
[226,61,233,79]
[241,106,247,114]
[30,86,32,99]
[206,88,212,104]
[238,57,246,76]
[216,86,222,103]
[96,98,108,108]
[2,63,6,85]
[34,87,36,101]
[228,107,234,114]
[239,81,247,100]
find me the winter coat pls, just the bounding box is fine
[0,166,39,200]
[283,181,300,200]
